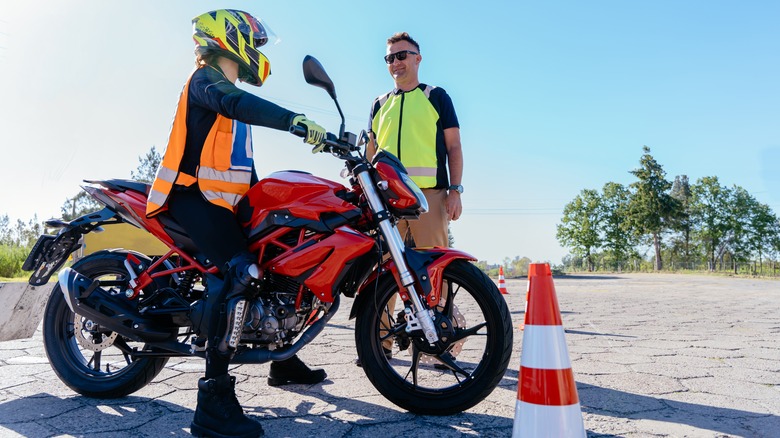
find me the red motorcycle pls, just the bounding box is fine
[23,56,513,415]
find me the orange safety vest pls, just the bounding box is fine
[146,71,253,217]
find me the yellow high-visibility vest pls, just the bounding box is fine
[371,85,439,188]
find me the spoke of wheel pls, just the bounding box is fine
[379,321,407,345]
[377,297,396,337]
[89,351,102,372]
[436,351,470,382]
[451,321,488,342]
[404,345,423,387]
[441,281,461,317]
[113,337,134,365]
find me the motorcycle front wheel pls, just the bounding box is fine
[355,259,513,415]
[42,251,171,398]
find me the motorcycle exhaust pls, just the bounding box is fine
[57,267,173,342]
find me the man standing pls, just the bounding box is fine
[364,32,464,362]
[368,31,464,249]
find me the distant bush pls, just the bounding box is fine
[0,245,28,278]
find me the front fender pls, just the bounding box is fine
[349,247,476,320]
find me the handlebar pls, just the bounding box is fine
[289,124,356,155]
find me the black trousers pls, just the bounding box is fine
[167,187,247,377]
[167,187,248,272]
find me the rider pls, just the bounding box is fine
[145,10,327,438]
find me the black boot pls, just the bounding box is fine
[191,374,264,438]
[268,354,327,386]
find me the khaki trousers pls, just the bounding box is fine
[382,189,450,350]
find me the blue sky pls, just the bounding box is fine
[1,1,778,264]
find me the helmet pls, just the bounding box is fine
[192,9,271,86]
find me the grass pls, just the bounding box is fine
[0,276,30,283]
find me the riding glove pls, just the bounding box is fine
[291,114,326,146]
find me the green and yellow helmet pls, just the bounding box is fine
[192,9,271,86]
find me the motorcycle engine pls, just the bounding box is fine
[240,275,312,348]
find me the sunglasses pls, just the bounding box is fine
[384,50,418,64]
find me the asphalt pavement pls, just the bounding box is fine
[1,273,778,437]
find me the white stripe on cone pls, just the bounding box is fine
[513,401,586,438]
[520,325,572,370]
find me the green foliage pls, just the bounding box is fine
[0,215,43,278]
[625,146,681,270]
[0,244,29,278]
[130,145,162,183]
[690,176,730,270]
[557,147,780,276]
[0,214,43,247]
[556,189,603,271]
[600,182,637,269]
[502,256,532,278]
[61,191,101,221]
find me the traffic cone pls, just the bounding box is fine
[498,266,509,294]
[512,263,585,438]
[518,279,529,331]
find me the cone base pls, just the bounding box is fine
[512,400,586,438]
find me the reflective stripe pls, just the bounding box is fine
[202,190,242,207]
[406,167,437,177]
[519,325,572,369]
[147,189,169,209]
[512,401,586,437]
[198,166,253,183]
[155,166,178,183]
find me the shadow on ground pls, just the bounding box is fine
[0,393,193,436]
[577,383,778,437]
[0,389,515,437]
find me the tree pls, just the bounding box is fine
[599,182,635,271]
[723,186,756,273]
[690,176,730,271]
[744,199,777,275]
[625,146,680,271]
[669,175,694,267]
[768,217,780,275]
[0,215,11,246]
[61,191,101,221]
[557,189,602,271]
[130,145,162,183]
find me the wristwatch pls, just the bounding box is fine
[448,184,464,194]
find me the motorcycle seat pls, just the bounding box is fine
[85,179,151,195]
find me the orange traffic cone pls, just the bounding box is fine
[512,263,585,438]
[498,266,509,294]
[518,279,529,331]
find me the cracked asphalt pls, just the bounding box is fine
[1,273,778,437]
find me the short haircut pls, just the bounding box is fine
[387,32,420,53]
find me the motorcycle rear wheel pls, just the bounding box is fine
[42,251,171,398]
[355,259,513,415]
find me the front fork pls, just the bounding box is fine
[355,170,440,345]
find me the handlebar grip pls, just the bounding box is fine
[289,124,306,137]
[290,125,353,154]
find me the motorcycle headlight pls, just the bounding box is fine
[373,151,428,218]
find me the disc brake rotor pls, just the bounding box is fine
[74,316,118,352]
[420,304,466,365]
